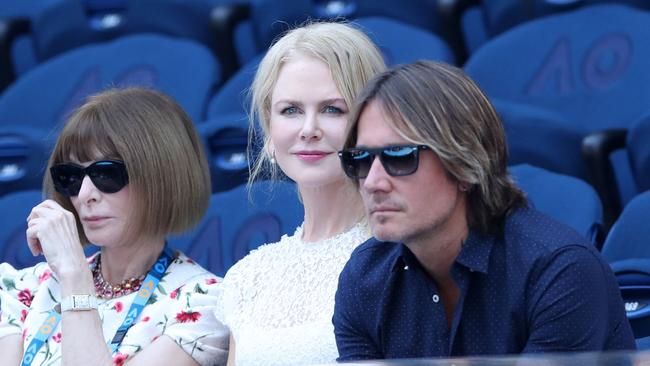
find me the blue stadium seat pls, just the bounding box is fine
[0,127,51,196]
[0,33,220,136]
[168,180,303,276]
[31,0,217,60]
[461,0,650,54]
[0,34,219,196]
[229,0,458,65]
[465,4,650,227]
[601,190,650,343]
[510,164,603,246]
[628,114,650,194]
[198,114,252,193]
[494,99,587,180]
[0,189,43,268]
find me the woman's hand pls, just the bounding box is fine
[26,200,89,285]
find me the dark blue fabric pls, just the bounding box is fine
[334,207,635,361]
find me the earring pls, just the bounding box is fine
[459,183,469,192]
[270,150,276,165]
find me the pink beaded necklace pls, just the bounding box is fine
[92,255,146,299]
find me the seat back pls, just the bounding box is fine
[0,189,44,268]
[462,0,650,53]
[465,4,650,221]
[0,33,220,136]
[0,127,51,196]
[31,0,217,62]
[494,99,588,180]
[198,114,252,193]
[510,163,603,246]
[243,0,446,58]
[168,180,304,276]
[601,191,650,340]
[628,114,650,193]
[465,4,650,131]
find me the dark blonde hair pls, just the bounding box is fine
[345,61,527,233]
[247,21,386,186]
[44,87,211,243]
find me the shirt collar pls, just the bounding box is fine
[454,230,495,274]
[391,230,496,274]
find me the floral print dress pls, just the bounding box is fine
[0,251,228,366]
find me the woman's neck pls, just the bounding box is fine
[99,236,166,285]
[299,180,365,243]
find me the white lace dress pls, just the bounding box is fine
[216,221,370,366]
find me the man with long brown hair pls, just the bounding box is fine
[334,61,635,360]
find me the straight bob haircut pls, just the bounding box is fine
[44,87,211,244]
[345,61,527,234]
[248,20,386,186]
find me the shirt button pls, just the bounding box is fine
[432,294,440,303]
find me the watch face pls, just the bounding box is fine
[73,296,90,308]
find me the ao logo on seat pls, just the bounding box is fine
[526,33,632,95]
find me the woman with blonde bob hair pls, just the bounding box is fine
[216,21,386,365]
[0,88,228,366]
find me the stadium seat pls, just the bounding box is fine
[228,0,461,65]
[168,180,303,276]
[628,114,650,194]
[0,127,51,196]
[461,0,650,54]
[0,189,43,268]
[0,32,220,136]
[0,34,220,196]
[510,164,603,246]
[28,0,242,78]
[198,114,252,193]
[494,99,587,180]
[465,4,650,227]
[601,190,650,342]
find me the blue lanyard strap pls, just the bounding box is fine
[21,245,175,365]
[108,246,174,353]
[21,311,61,366]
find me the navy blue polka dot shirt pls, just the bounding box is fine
[333,208,635,361]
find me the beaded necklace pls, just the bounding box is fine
[92,255,147,299]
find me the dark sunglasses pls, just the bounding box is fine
[338,145,430,179]
[50,160,129,197]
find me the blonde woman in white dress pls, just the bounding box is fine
[215,22,386,365]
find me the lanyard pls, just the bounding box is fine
[21,311,61,366]
[21,245,175,365]
[108,246,174,353]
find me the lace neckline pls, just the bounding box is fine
[291,219,369,247]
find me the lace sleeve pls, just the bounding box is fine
[214,254,251,332]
